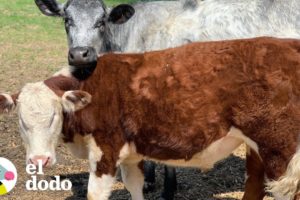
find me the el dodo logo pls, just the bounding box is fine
[26,160,72,191]
[0,157,17,195]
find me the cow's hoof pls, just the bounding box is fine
[143,182,155,193]
[87,193,94,200]
[87,193,100,200]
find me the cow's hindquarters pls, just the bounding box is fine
[266,148,300,200]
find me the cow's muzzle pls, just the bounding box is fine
[68,47,97,80]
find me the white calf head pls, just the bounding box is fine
[18,82,63,167]
[0,81,91,167]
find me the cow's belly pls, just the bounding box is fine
[159,127,259,170]
[123,127,258,171]
[149,129,243,170]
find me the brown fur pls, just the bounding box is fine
[0,93,19,113]
[45,37,300,198]
[0,95,11,113]
[44,75,80,97]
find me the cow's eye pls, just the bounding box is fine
[64,17,74,27]
[94,20,105,31]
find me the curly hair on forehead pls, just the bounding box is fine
[64,0,107,11]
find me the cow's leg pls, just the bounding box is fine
[86,135,117,200]
[144,162,177,200]
[242,148,265,200]
[120,161,145,200]
[143,161,156,192]
[251,116,300,200]
[88,172,116,200]
[161,166,177,200]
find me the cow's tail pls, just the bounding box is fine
[266,149,300,200]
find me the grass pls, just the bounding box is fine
[0,0,135,42]
[0,0,135,92]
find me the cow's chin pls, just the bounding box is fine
[70,62,97,80]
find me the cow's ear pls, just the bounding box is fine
[108,4,135,24]
[0,93,19,114]
[35,0,63,17]
[62,90,92,113]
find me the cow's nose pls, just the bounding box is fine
[68,47,97,67]
[29,155,51,167]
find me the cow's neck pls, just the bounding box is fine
[105,24,132,52]
[105,3,172,53]
[77,53,143,134]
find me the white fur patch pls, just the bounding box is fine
[116,143,131,166]
[266,148,300,200]
[120,162,144,200]
[86,135,103,172]
[52,66,72,77]
[88,173,115,200]
[228,126,259,155]
[61,91,91,113]
[193,130,244,170]
[17,82,63,166]
[116,143,144,199]
[61,91,77,113]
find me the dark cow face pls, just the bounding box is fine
[35,0,135,80]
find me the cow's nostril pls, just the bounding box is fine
[69,52,74,60]
[82,49,89,58]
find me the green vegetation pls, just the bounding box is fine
[0,0,136,43]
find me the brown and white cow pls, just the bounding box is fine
[2,37,300,200]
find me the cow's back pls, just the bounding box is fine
[127,37,300,158]
[80,37,300,160]
[111,0,300,53]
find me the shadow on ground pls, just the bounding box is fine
[64,155,245,200]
